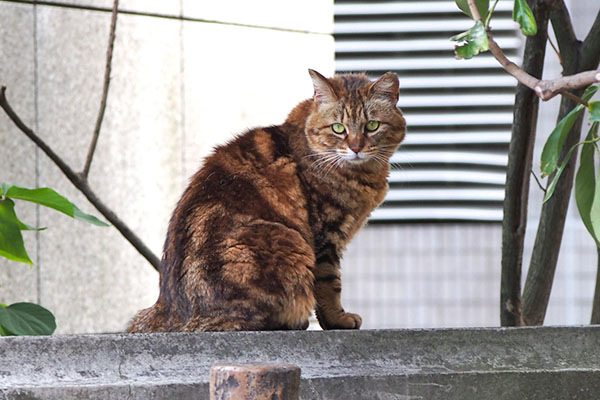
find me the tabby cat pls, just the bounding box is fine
[128,69,406,332]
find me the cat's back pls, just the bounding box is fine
[193,126,307,216]
[169,126,312,256]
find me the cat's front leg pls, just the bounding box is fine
[313,252,362,330]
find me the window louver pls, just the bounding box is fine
[334,0,522,222]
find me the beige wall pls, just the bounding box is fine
[0,1,334,333]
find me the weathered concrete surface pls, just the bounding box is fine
[1,326,599,399]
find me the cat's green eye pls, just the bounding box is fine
[331,123,346,134]
[366,120,380,132]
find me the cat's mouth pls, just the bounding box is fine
[340,151,370,164]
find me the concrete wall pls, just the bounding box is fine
[0,1,334,333]
[3,327,600,399]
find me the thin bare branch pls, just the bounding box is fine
[559,89,589,107]
[547,36,562,65]
[484,0,500,28]
[487,37,539,89]
[82,0,119,178]
[531,171,546,193]
[0,86,160,271]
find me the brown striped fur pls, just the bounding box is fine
[128,70,406,332]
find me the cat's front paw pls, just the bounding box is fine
[317,310,362,330]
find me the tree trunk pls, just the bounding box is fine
[592,246,600,324]
[521,94,584,325]
[500,0,551,327]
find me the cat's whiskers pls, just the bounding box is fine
[371,152,389,169]
[321,153,344,178]
[307,150,345,179]
[312,152,339,170]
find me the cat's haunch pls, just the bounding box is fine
[128,70,406,332]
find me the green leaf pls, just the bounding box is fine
[590,101,600,122]
[0,198,33,265]
[0,323,9,336]
[455,0,489,20]
[452,20,490,59]
[543,159,567,203]
[16,220,45,232]
[0,302,56,336]
[540,85,599,177]
[575,123,600,245]
[543,140,582,203]
[513,0,537,36]
[1,184,109,227]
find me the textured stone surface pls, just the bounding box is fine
[46,0,180,16]
[0,3,39,305]
[0,327,600,399]
[34,6,170,334]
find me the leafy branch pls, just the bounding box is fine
[0,0,160,271]
[453,0,600,102]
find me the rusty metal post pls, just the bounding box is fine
[210,363,300,400]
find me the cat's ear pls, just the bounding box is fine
[308,69,338,105]
[369,72,400,105]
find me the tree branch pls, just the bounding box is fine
[581,8,600,70]
[82,0,119,178]
[466,0,599,102]
[550,0,578,55]
[1,87,160,271]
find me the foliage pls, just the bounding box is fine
[0,302,56,336]
[451,0,537,59]
[538,87,600,247]
[451,0,600,250]
[575,122,600,245]
[0,183,108,265]
[540,86,599,178]
[0,183,108,336]
[512,0,537,36]
[451,20,489,59]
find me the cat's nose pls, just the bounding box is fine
[349,143,362,154]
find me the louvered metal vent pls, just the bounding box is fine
[334,0,522,222]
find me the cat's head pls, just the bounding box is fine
[305,69,406,169]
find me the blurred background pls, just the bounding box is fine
[0,0,597,333]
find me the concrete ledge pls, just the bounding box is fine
[1,326,599,399]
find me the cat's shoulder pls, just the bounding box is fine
[204,125,296,170]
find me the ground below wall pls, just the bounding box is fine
[1,326,599,399]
